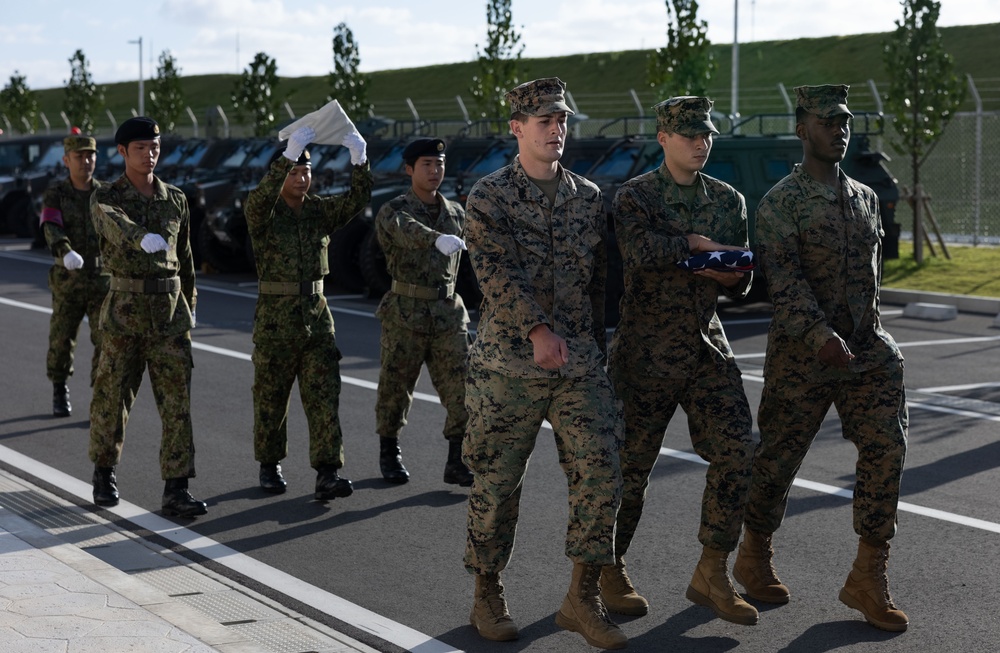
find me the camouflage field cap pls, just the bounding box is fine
[654,96,719,136]
[63,134,96,153]
[402,138,446,165]
[115,116,160,145]
[795,84,853,118]
[505,77,575,117]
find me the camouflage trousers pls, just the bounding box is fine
[252,334,345,469]
[463,360,623,575]
[89,330,195,479]
[746,360,908,542]
[47,266,109,385]
[376,322,469,440]
[609,358,755,554]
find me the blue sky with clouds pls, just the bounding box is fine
[1,0,996,90]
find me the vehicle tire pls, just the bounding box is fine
[359,227,391,299]
[8,195,38,238]
[327,217,370,293]
[198,220,248,274]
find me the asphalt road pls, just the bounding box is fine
[2,240,999,653]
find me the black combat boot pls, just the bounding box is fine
[443,437,473,487]
[92,467,119,507]
[259,463,287,493]
[379,436,409,484]
[315,464,353,500]
[161,478,208,517]
[53,382,71,417]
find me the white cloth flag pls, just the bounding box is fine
[278,99,358,145]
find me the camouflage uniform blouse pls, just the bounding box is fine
[755,164,902,378]
[244,157,373,342]
[465,157,607,379]
[610,163,751,378]
[91,175,196,336]
[374,187,469,333]
[42,178,106,269]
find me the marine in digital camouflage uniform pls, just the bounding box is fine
[462,77,627,650]
[373,137,473,487]
[88,117,207,519]
[40,133,109,417]
[244,125,372,501]
[606,96,759,626]
[735,85,909,632]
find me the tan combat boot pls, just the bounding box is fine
[469,573,519,641]
[601,557,649,616]
[733,528,791,604]
[838,538,909,632]
[686,547,759,625]
[555,562,628,650]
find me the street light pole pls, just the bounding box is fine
[732,0,739,119]
[129,37,144,116]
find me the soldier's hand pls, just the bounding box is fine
[62,250,84,270]
[140,233,169,253]
[435,234,467,255]
[687,234,748,254]
[284,126,315,162]
[529,324,568,370]
[342,130,367,165]
[818,335,855,369]
[694,267,744,287]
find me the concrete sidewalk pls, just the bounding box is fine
[0,469,381,653]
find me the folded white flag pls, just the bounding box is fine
[279,99,358,146]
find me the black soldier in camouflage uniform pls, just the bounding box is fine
[244,125,372,500]
[734,85,909,632]
[606,96,759,626]
[463,77,627,650]
[88,117,206,518]
[373,138,473,487]
[40,132,109,417]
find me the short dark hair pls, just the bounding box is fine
[795,106,808,125]
[510,111,528,123]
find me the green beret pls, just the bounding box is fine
[795,85,853,119]
[402,138,446,165]
[505,77,575,118]
[115,117,160,146]
[653,96,719,137]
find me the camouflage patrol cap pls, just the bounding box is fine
[63,134,96,153]
[115,116,160,145]
[795,84,854,118]
[654,96,719,136]
[505,77,575,117]
[402,138,446,166]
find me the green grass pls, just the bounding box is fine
[21,22,1000,132]
[883,241,1000,298]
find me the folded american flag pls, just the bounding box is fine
[677,250,755,271]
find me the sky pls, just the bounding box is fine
[1,0,997,90]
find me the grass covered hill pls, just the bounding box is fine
[21,22,1000,133]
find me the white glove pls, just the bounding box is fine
[435,234,467,255]
[284,125,315,162]
[140,233,168,253]
[342,130,367,165]
[191,311,197,328]
[62,250,84,270]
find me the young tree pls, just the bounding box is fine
[0,71,39,134]
[469,0,524,127]
[882,0,965,263]
[148,50,186,134]
[647,0,717,99]
[328,22,373,122]
[231,52,281,137]
[63,49,104,134]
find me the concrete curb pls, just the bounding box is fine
[881,288,1000,317]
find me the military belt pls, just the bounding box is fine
[258,280,324,296]
[54,256,102,269]
[109,276,181,294]
[391,280,455,300]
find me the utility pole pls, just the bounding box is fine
[731,0,739,118]
[129,37,144,116]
